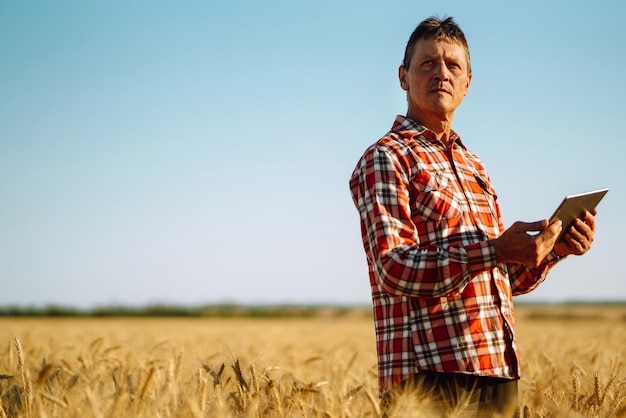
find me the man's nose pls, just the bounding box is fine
[433,62,450,81]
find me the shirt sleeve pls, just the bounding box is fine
[507,250,565,295]
[350,145,499,298]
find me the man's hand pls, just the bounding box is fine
[553,210,597,257]
[493,220,562,267]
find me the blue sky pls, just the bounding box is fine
[1,1,625,308]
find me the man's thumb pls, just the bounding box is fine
[513,220,549,233]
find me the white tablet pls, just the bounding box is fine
[549,188,608,242]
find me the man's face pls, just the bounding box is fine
[399,37,472,121]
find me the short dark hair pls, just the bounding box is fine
[402,16,471,74]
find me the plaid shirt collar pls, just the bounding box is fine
[390,114,467,150]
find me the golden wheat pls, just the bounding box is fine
[0,306,624,417]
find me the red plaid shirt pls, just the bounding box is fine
[350,115,561,395]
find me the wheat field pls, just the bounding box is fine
[0,305,625,417]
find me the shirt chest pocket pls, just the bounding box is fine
[410,169,465,222]
[471,172,500,229]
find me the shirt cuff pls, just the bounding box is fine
[545,249,566,266]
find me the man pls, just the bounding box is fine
[349,16,596,417]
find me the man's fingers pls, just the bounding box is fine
[581,210,596,231]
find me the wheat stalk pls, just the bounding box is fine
[364,388,381,416]
[196,368,207,414]
[126,373,135,397]
[232,359,249,392]
[13,337,33,418]
[39,392,67,408]
[572,373,580,410]
[594,373,602,408]
[140,367,156,400]
[250,363,260,395]
[14,337,24,371]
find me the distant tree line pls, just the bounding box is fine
[0,304,372,318]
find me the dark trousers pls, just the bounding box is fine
[380,371,518,418]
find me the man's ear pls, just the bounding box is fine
[463,73,472,96]
[398,65,409,91]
